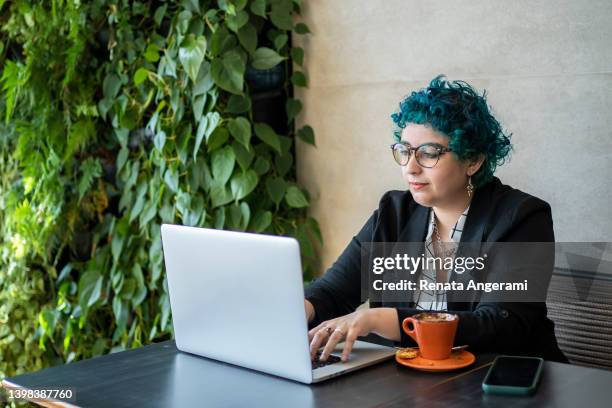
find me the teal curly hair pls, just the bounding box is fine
[391,75,513,188]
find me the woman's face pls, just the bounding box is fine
[400,124,479,209]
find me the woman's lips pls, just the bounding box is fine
[409,182,429,190]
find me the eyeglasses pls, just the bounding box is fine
[390,142,452,168]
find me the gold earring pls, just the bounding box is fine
[467,176,474,197]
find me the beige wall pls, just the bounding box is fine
[294,0,612,276]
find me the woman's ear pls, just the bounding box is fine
[467,154,485,176]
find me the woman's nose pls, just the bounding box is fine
[405,151,421,174]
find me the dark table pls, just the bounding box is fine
[2,340,611,407]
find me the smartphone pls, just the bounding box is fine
[482,355,544,396]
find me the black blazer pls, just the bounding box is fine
[305,176,568,363]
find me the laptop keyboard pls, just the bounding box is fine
[312,350,342,369]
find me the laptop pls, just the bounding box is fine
[160,224,396,384]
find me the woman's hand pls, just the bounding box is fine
[308,309,377,362]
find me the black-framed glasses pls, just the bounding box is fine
[390,142,452,168]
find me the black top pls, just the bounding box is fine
[304,176,568,363]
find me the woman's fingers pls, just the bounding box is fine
[341,330,360,361]
[308,313,370,362]
[308,321,329,342]
[319,328,345,361]
[309,328,330,359]
[307,326,320,343]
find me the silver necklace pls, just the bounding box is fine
[432,214,457,258]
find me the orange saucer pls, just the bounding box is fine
[395,349,476,372]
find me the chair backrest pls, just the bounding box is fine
[546,269,612,370]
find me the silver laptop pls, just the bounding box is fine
[160,224,396,384]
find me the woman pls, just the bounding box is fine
[304,75,567,364]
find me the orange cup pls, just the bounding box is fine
[402,313,459,360]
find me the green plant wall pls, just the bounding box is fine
[0,0,319,379]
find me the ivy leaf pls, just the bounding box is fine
[103,73,121,99]
[115,128,130,149]
[228,117,252,149]
[250,0,267,18]
[275,153,293,177]
[140,200,157,227]
[192,93,207,123]
[239,201,251,230]
[270,1,293,30]
[110,233,123,266]
[226,94,251,113]
[154,4,168,26]
[129,182,147,222]
[254,123,282,153]
[273,33,288,51]
[116,146,129,175]
[214,207,226,229]
[207,127,230,151]
[177,127,192,165]
[185,195,206,227]
[297,125,315,145]
[226,10,249,32]
[113,297,129,334]
[251,47,285,70]
[227,202,241,229]
[290,46,304,66]
[210,27,236,56]
[218,0,235,14]
[232,142,255,171]
[164,167,179,192]
[291,71,307,87]
[78,270,102,310]
[286,98,302,122]
[278,134,293,155]
[97,98,112,120]
[144,43,160,62]
[183,0,201,14]
[266,177,286,205]
[296,223,314,258]
[251,210,272,232]
[176,191,191,219]
[40,309,58,339]
[233,0,248,11]
[285,185,309,208]
[253,156,270,175]
[230,170,259,200]
[211,49,245,94]
[160,294,171,332]
[161,51,178,77]
[132,264,148,307]
[179,34,208,82]
[211,145,236,185]
[294,22,311,34]
[193,61,213,96]
[120,278,136,299]
[134,68,149,86]
[154,131,166,152]
[210,183,234,208]
[237,23,257,54]
[195,111,221,160]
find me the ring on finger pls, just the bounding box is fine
[324,326,332,335]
